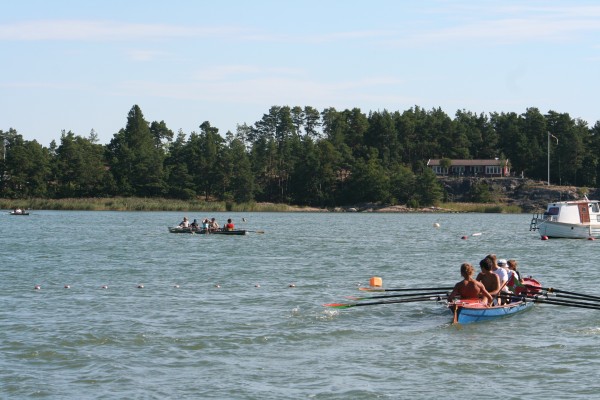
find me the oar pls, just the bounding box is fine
[533,297,600,310]
[452,303,459,324]
[323,295,447,309]
[532,294,600,309]
[346,290,450,301]
[247,230,265,234]
[358,286,453,292]
[541,291,600,303]
[525,285,600,302]
[498,293,600,310]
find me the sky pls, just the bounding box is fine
[1,0,600,146]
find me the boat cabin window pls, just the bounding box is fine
[591,203,600,213]
[544,207,560,216]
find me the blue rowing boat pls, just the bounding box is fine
[448,277,541,324]
[450,298,534,324]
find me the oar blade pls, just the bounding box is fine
[344,296,364,301]
[322,303,353,309]
[324,295,447,309]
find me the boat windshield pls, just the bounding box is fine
[544,207,560,216]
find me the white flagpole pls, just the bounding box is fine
[547,132,558,185]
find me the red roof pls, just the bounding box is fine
[427,159,507,166]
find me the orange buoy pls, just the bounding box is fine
[369,276,383,287]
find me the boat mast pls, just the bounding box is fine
[548,132,558,185]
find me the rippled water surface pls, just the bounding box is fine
[2,211,600,399]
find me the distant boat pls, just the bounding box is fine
[168,227,247,235]
[9,210,29,215]
[530,198,600,238]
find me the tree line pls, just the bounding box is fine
[1,104,599,207]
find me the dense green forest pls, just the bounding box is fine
[1,105,599,207]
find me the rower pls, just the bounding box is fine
[476,257,501,304]
[448,263,493,306]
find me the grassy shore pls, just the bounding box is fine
[0,197,322,212]
[1,197,522,213]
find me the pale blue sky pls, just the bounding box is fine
[1,0,599,146]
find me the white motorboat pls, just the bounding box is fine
[530,198,600,238]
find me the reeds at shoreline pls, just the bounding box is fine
[1,197,523,213]
[0,197,316,212]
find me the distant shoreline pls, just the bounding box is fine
[1,197,524,213]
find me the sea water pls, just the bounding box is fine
[1,211,599,399]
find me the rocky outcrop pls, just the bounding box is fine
[320,178,598,213]
[439,177,599,212]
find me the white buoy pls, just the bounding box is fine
[433,222,440,228]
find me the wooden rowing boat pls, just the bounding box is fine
[449,277,542,324]
[168,226,247,235]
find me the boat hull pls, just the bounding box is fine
[537,221,600,239]
[168,227,247,235]
[451,300,534,324]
